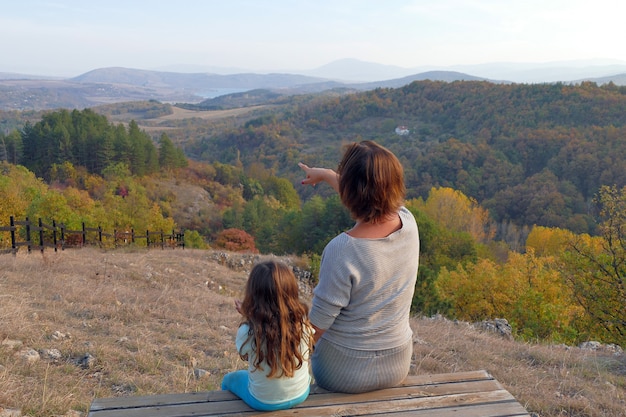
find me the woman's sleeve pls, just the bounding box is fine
[309,244,352,330]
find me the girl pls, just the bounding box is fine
[221,261,313,411]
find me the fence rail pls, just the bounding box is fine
[0,216,184,255]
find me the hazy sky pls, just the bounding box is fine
[2,0,626,76]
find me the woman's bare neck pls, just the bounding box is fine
[346,213,401,238]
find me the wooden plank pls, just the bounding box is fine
[89,390,234,410]
[267,390,524,417]
[89,390,526,417]
[88,370,529,417]
[376,401,530,417]
[89,371,495,411]
[287,379,504,407]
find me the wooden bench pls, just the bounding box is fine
[88,369,530,416]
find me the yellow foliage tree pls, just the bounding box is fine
[502,250,582,340]
[436,258,512,320]
[412,187,494,243]
[436,248,581,342]
[0,163,47,221]
[525,225,575,257]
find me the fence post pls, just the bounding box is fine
[38,218,44,253]
[131,228,135,243]
[25,216,31,253]
[160,230,164,249]
[98,226,103,245]
[146,230,150,247]
[10,216,16,253]
[52,220,58,252]
[60,223,66,250]
[82,222,86,247]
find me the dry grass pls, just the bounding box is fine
[0,248,624,417]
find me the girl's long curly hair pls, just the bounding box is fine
[239,261,312,378]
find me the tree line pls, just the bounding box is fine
[1,108,187,181]
[182,80,626,239]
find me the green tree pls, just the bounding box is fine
[127,121,147,175]
[4,130,23,164]
[262,176,301,211]
[0,136,7,162]
[158,133,178,169]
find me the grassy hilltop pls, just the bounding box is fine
[0,247,624,417]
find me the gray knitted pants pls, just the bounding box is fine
[311,338,412,393]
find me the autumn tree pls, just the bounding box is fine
[436,249,581,342]
[525,225,575,257]
[405,203,478,315]
[0,163,47,247]
[560,185,626,346]
[214,228,258,253]
[413,187,495,243]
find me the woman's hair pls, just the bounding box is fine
[239,261,312,378]
[337,140,405,223]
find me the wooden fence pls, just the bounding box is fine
[0,216,184,255]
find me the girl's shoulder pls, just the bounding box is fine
[237,322,252,336]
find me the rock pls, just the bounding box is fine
[16,348,40,363]
[71,353,96,369]
[474,318,513,340]
[0,407,22,417]
[51,330,71,340]
[193,368,210,379]
[579,341,602,350]
[1,339,23,350]
[579,341,624,355]
[40,348,62,362]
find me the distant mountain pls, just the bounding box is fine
[355,71,495,89]
[1,67,495,111]
[72,67,329,90]
[446,60,626,83]
[0,72,62,80]
[302,58,420,82]
[571,73,626,86]
[2,60,626,111]
[299,58,626,84]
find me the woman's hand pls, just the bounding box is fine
[298,163,339,192]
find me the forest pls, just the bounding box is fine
[1,80,625,347]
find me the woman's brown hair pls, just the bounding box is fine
[239,261,312,378]
[337,140,405,223]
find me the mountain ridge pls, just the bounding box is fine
[2,59,626,111]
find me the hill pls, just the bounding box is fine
[0,247,624,416]
[1,66,493,111]
[4,61,626,111]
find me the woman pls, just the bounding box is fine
[299,140,420,393]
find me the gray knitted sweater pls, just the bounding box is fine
[309,207,420,351]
